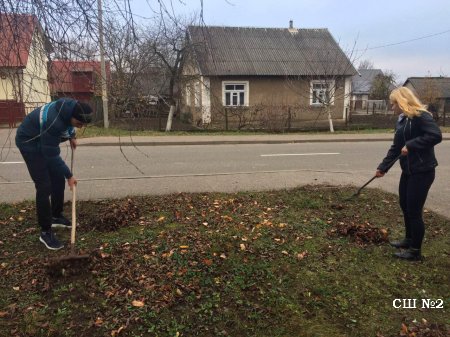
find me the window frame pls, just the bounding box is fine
[222,81,249,107]
[310,80,335,106]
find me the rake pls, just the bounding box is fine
[346,154,402,201]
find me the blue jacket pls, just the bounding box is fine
[15,98,78,179]
[378,112,442,174]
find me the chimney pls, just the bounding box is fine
[288,20,298,34]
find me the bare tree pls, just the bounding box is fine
[358,59,374,70]
[284,36,359,132]
[369,70,397,102]
[145,13,198,132]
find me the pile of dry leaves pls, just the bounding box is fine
[329,220,389,245]
[82,199,140,231]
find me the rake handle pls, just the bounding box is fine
[353,154,403,197]
[70,148,76,253]
[356,175,377,195]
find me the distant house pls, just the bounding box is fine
[350,69,383,111]
[48,60,111,117]
[0,13,51,126]
[183,22,357,129]
[403,77,450,117]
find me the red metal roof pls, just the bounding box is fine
[0,13,38,68]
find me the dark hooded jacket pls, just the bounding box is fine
[15,98,78,179]
[378,111,442,174]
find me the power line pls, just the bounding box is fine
[359,29,450,51]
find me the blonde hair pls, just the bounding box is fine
[389,87,428,118]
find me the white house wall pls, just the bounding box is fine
[22,31,50,112]
[0,69,19,100]
[200,76,211,123]
[343,76,352,119]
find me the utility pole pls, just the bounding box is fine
[97,0,109,128]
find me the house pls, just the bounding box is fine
[48,60,111,118]
[350,69,383,111]
[403,77,450,117]
[0,13,51,126]
[182,22,357,129]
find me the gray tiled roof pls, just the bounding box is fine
[404,77,450,98]
[351,69,383,94]
[188,26,357,77]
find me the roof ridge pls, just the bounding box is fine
[408,76,449,79]
[189,25,328,31]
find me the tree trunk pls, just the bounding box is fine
[165,105,176,132]
[328,111,335,132]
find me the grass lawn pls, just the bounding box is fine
[0,186,448,337]
[77,125,450,138]
[78,126,400,138]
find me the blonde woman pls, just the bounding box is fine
[376,87,442,261]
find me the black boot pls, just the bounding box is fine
[393,248,421,261]
[389,238,411,249]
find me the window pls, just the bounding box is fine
[185,84,191,106]
[223,81,249,106]
[194,82,200,107]
[310,80,335,106]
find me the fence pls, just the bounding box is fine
[350,99,390,115]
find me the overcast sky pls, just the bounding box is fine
[130,0,450,83]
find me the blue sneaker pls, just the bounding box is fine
[52,215,71,229]
[40,231,64,250]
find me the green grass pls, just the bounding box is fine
[78,125,450,138]
[78,125,399,138]
[0,186,448,336]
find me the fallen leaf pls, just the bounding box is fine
[297,251,308,260]
[203,259,213,266]
[131,300,145,307]
[0,312,8,318]
[157,216,165,222]
[400,323,409,336]
[240,243,246,251]
[179,245,189,249]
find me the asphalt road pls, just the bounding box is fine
[1,141,449,218]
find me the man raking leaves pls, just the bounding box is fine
[15,98,93,250]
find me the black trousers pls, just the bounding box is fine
[398,170,435,250]
[20,150,66,231]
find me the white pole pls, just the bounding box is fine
[97,0,109,128]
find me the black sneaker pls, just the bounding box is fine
[389,238,411,249]
[40,231,64,250]
[52,215,71,229]
[393,248,422,261]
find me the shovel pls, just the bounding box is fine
[346,154,402,201]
